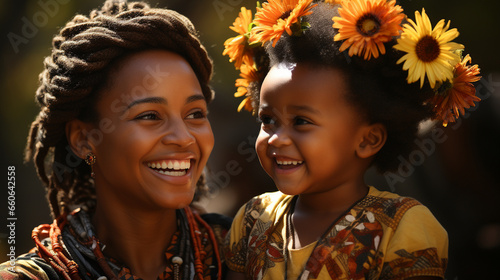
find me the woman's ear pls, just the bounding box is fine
[66,119,94,159]
[356,123,387,159]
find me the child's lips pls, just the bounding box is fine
[275,159,304,168]
[274,157,304,171]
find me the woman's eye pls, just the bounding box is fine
[186,110,206,119]
[135,112,160,120]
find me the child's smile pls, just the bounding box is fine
[274,155,305,173]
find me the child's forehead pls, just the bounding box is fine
[262,62,348,96]
[260,62,351,110]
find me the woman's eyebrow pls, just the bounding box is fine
[186,94,206,104]
[126,96,167,110]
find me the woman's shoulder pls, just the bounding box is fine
[0,252,59,280]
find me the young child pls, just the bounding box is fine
[222,0,480,279]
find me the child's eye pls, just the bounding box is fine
[135,111,160,120]
[294,117,311,126]
[186,110,207,119]
[258,114,275,125]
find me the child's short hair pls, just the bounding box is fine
[224,1,480,173]
[263,3,435,173]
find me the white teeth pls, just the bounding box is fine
[148,160,191,172]
[276,160,303,166]
[157,170,187,176]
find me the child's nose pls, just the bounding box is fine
[268,129,292,147]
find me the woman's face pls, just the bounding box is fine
[89,50,214,210]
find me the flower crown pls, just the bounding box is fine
[222,0,481,127]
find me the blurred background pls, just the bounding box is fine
[0,0,499,278]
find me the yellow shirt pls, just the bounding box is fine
[224,186,448,279]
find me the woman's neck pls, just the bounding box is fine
[92,199,178,280]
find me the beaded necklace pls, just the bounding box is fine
[32,207,221,280]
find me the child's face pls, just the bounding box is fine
[256,63,369,195]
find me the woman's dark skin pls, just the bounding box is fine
[67,50,214,280]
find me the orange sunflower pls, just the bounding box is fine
[430,54,481,127]
[235,63,261,112]
[333,0,404,60]
[223,7,255,69]
[252,0,316,47]
[325,0,346,6]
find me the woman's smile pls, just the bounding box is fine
[147,159,193,176]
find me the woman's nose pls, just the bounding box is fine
[161,118,195,148]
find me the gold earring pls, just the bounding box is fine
[85,152,96,178]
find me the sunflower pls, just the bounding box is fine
[332,0,404,60]
[223,7,255,69]
[235,63,261,112]
[252,0,316,47]
[430,54,481,126]
[325,0,344,5]
[393,9,464,88]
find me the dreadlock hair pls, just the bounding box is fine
[260,2,436,173]
[25,0,214,218]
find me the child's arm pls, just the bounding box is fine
[382,204,448,279]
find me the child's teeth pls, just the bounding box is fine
[276,160,303,165]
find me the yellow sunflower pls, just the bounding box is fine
[393,8,464,88]
[332,0,404,60]
[252,0,316,47]
[223,7,255,69]
[430,54,481,126]
[235,63,261,112]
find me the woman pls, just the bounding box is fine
[0,1,229,279]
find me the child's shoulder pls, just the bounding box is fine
[235,191,293,223]
[246,191,292,208]
[362,186,443,232]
